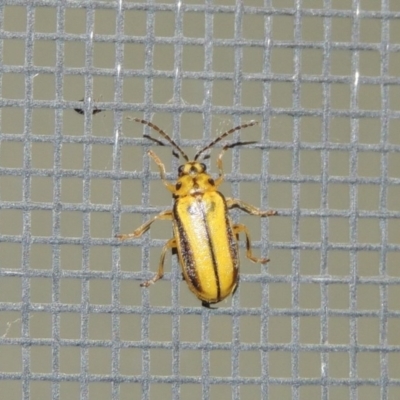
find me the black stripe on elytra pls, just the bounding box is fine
[211,191,237,266]
[225,205,238,266]
[197,198,221,300]
[173,202,201,292]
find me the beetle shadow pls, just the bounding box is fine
[223,140,258,150]
[74,98,104,115]
[197,140,258,160]
[144,134,258,162]
[143,134,181,160]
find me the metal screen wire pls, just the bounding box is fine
[0,1,400,400]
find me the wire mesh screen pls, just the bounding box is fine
[0,1,400,399]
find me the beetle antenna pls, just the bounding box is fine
[194,120,259,161]
[131,118,189,162]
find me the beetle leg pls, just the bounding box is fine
[232,223,270,264]
[215,144,236,187]
[214,147,227,187]
[140,238,177,287]
[115,209,173,240]
[148,150,175,193]
[226,198,277,217]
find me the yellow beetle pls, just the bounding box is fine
[116,118,276,307]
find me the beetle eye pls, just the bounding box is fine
[200,163,206,172]
[176,182,182,190]
[178,165,184,175]
[208,178,215,186]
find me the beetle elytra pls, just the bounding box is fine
[116,118,276,307]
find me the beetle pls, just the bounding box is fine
[116,118,277,307]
